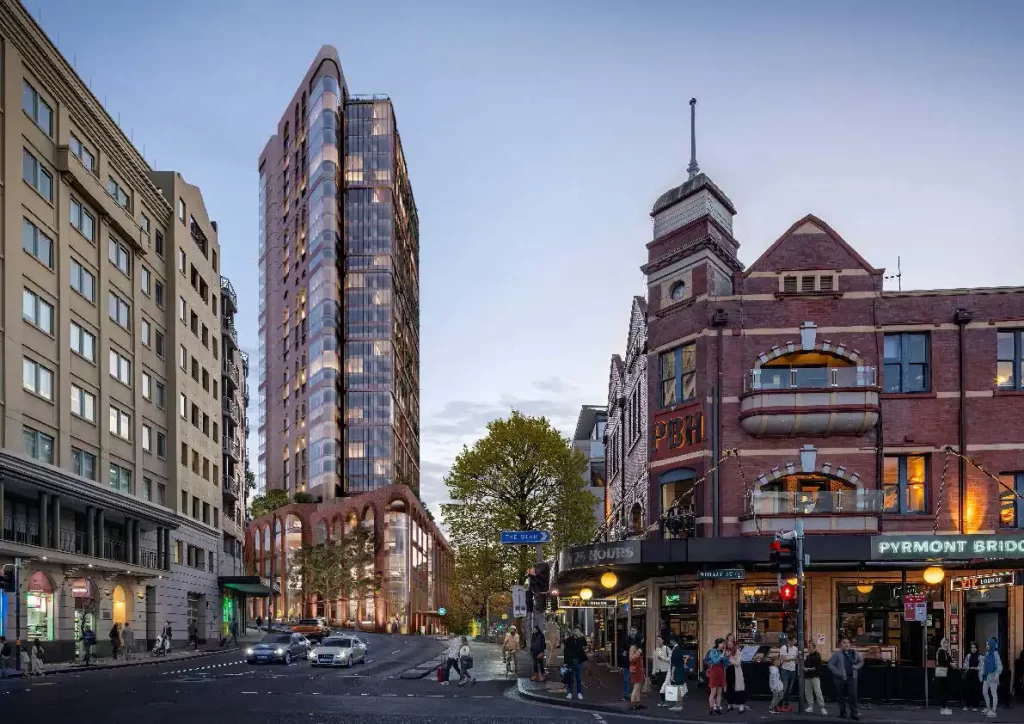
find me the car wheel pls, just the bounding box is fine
[284,652,292,665]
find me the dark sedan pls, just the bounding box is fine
[245,633,309,665]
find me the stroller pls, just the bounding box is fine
[151,634,171,656]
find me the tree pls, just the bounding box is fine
[441,410,598,597]
[447,545,510,638]
[293,491,315,504]
[250,489,289,518]
[291,542,348,622]
[339,525,376,626]
[245,469,256,491]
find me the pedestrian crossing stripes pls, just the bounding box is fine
[161,660,246,675]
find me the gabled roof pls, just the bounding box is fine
[651,172,737,217]
[626,296,648,352]
[745,214,882,275]
[608,354,625,408]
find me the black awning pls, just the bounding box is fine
[219,576,275,596]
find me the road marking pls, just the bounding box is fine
[382,693,397,697]
[471,695,493,699]
[592,714,606,723]
[241,691,257,694]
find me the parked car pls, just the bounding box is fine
[291,618,330,641]
[246,633,310,665]
[309,636,367,668]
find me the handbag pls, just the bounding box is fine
[935,666,948,677]
[460,654,473,670]
[666,684,688,702]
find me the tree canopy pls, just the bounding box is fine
[289,524,377,622]
[442,410,597,599]
[250,488,289,518]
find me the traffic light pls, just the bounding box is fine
[780,583,795,604]
[769,535,797,574]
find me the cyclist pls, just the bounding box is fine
[502,625,520,675]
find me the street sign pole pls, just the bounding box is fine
[533,543,543,633]
[795,523,805,715]
[14,557,22,672]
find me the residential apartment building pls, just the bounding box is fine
[0,0,231,659]
[257,46,421,503]
[553,108,1024,700]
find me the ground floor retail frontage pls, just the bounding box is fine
[553,533,1024,702]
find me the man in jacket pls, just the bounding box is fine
[827,637,863,720]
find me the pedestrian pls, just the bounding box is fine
[705,637,727,715]
[122,622,136,660]
[828,636,863,720]
[935,637,954,715]
[30,639,44,676]
[164,622,173,652]
[725,633,747,713]
[628,644,646,711]
[81,624,96,665]
[982,637,1002,717]
[109,622,122,660]
[768,654,785,713]
[0,636,11,678]
[667,636,689,712]
[563,627,588,701]
[231,618,239,645]
[653,636,671,707]
[255,614,262,631]
[779,634,799,711]
[804,641,827,715]
[965,642,983,711]
[620,625,642,702]
[441,635,461,685]
[545,618,560,669]
[188,621,199,650]
[457,636,475,686]
[530,625,546,681]
[503,625,520,675]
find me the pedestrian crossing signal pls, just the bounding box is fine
[780,583,795,602]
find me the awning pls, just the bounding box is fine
[218,576,275,596]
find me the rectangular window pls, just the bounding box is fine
[109,349,132,386]
[23,357,54,400]
[157,482,166,506]
[883,332,930,393]
[22,81,53,135]
[999,472,1024,528]
[181,491,188,513]
[801,275,816,292]
[107,176,130,210]
[109,463,131,494]
[178,198,186,222]
[193,496,200,519]
[142,372,152,400]
[23,217,54,267]
[70,259,96,302]
[69,134,96,172]
[109,405,132,440]
[140,214,151,234]
[155,330,165,358]
[141,266,151,295]
[203,502,210,524]
[109,236,131,276]
[141,319,151,347]
[142,424,153,452]
[178,248,186,274]
[179,393,187,418]
[157,431,167,459]
[72,448,96,480]
[143,477,153,502]
[783,276,798,293]
[22,288,54,334]
[108,291,131,329]
[70,198,96,241]
[70,384,96,422]
[23,426,55,464]
[70,321,96,362]
[659,343,697,407]
[155,280,165,308]
[23,149,53,201]
[998,330,1023,390]
[155,381,166,409]
[179,296,187,321]
[179,345,188,369]
[883,455,928,514]
[155,230,165,257]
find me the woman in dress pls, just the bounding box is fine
[628,644,646,711]
[705,637,727,715]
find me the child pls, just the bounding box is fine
[769,654,785,714]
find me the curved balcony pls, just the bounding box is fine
[220,276,237,313]
[740,489,883,534]
[223,435,241,462]
[223,359,239,391]
[739,365,879,437]
[222,472,241,502]
[222,398,240,425]
[223,319,238,350]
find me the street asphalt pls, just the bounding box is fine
[0,633,641,724]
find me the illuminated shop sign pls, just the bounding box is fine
[950,572,1019,591]
[871,534,1024,560]
[557,597,615,609]
[559,541,641,571]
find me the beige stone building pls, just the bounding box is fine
[0,0,234,659]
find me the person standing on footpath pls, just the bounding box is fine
[724,633,746,713]
[652,636,671,707]
[935,637,954,715]
[563,627,588,701]
[705,637,727,715]
[828,636,863,720]
[122,622,136,660]
[667,636,689,713]
[804,641,827,715]
[620,626,642,702]
[81,624,96,665]
[982,637,1002,717]
[109,623,122,660]
[628,644,647,711]
[530,625,546,681]
[964,641,984,711]
[778,635,799,712]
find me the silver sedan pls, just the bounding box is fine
[309,636,367,667]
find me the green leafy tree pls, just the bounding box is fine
[291,542,348,621]
[245,469,256,491]
[250,489,289,518]
[293,491,315,504]
[441,410,597,595]
[340,525,377,626]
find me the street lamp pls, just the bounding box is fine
[856,583,874,594]
[923,566,945,585]
[579,587,593,601]
[600,571,618,590]
[786,576,798,586]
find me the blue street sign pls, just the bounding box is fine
[438,607,447,617]
[500,530,551,545]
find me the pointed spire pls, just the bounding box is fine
[687,97,700,180]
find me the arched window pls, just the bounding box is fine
[659,468,696,538]
[315,521,327,546]
[754,350,859,391]
[669,280,686,300]
[262,525,271,575]
[333,518,342,541]
[757,474,858,515]
[630,503,644,533]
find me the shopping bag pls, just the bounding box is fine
[666,685,686,702]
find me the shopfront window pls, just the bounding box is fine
[26,571,54,641]
[737,585,799,646]
[753,474,872,515]
[660,588,699,650]
[660,468,696,538]
[836,582,943,665]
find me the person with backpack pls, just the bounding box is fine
[81,625,96,665]
[705,637,727,715]
[563,627,588,701]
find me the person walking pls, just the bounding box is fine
[804,641,827,715]
[81,624,96,665]
[935,637,954,715]
[109,623,122,660]
[982,637,1002,717]
[628,644,647,711]
[502,625,520,675]
[188,621,199,651]
[768,654,785,714]
[563,627,588,701]
[779,635,799,711]
[965,642,984,711]
[0,636,11,678]
[255,614,263,631]
[667,636,689,712]
[440,635,461,685]
[828,636,863,720]
[456,636,476,686]
[164,622,173,652]
[724,633,746,712]
[122,622,136,660]
[620,626,642,702]
[530,625,546,681]
[705,637,727,715]
[652,636,671,707]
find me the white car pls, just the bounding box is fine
[309,635,367,667]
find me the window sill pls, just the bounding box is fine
[774,291,842,300]
[881,513,931,521]
[881,392,937,400]
[994,389,1024,397]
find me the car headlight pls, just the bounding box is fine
[275,648,285,655]
[245,648,253,655]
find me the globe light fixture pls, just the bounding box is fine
[579,587,594,601]
[856,583,874,595]
[923,566,945,585]
[601,571,618,589]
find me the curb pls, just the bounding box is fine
[397,641,447,680]
[36,645,244,677]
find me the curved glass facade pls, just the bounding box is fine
[257,171,268,496]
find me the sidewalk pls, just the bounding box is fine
[516,660,1024,724]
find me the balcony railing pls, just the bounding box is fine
[223,319,238,348]
[223,435,241,461]
[223,398,240,425]
[222,473,241,501]
[3,524,167,571]
[220,276,238,312]
[744,365,877,393]
[223,359,240,388]
[747,489,885,516]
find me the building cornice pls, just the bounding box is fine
[0,0,172,222]
[642,236,745,276]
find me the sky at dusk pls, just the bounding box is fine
[31,0,1024,522]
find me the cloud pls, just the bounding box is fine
[532,376,578,395]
